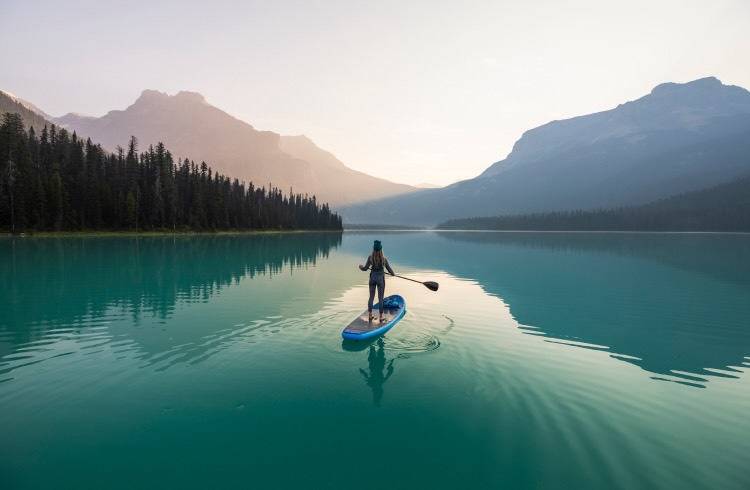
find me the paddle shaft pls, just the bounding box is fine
[367,268,438,291]
[393,274,423,285]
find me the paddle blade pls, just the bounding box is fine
[424,281,439,292]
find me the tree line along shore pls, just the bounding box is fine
[0,112,342,234]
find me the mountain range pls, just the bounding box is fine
[437,173,750,232]
[341,77,750,226]
[4,76,750,227]
[1,89,419,208]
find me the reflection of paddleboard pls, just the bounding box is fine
[342,295,406,340]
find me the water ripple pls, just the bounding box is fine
[385,332,441,356]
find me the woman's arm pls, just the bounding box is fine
[385,259,395,276]
[359,256,371,271]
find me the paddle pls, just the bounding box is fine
[392,274,439,291]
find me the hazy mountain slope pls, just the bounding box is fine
[480,76,750,178]
[51,90,418,208]
[341,77,750,226]
[279,135,346,169]
[438,173,750,231]
[0,90,54,132]
[278,134,419,206]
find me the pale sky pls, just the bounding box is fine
[1,0,749,186]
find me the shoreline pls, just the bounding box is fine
[5,229,749,237]
[2,229,343,238]
[344,228,750,235]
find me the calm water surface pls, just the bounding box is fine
[1,232,749,489]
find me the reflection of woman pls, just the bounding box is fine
[359,240,395,323]
[359,339,394,407]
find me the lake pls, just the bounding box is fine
[1,232,749,489]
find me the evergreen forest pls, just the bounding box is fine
[438,174,750,232]
[0,112,342,232]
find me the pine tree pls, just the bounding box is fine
[125,190,136,229]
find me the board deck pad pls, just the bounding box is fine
[342,295,405,340]
[344,308,400,334]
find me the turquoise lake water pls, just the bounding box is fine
[1,232,749,489]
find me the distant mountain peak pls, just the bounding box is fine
[650,76,723,96]
[644,77,750,106]
[41,88,417,207]
[137,89,167,100]
[134,89,207,106]
[175,91,207,104]
[480,76,750,178]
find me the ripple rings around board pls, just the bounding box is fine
[383,331,441,355]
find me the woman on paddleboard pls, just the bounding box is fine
[359,240,395,323]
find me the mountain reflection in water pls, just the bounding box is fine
[431,232,750,386]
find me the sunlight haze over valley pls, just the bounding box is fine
[2,0,748,186]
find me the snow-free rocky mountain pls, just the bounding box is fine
[342,77,750,226]
[43,90,419,208]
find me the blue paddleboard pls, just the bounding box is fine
[342,294,406,340]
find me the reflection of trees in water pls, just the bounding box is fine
[436,231,750,289]
[0,233,342,347]
[359,338,394,407]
